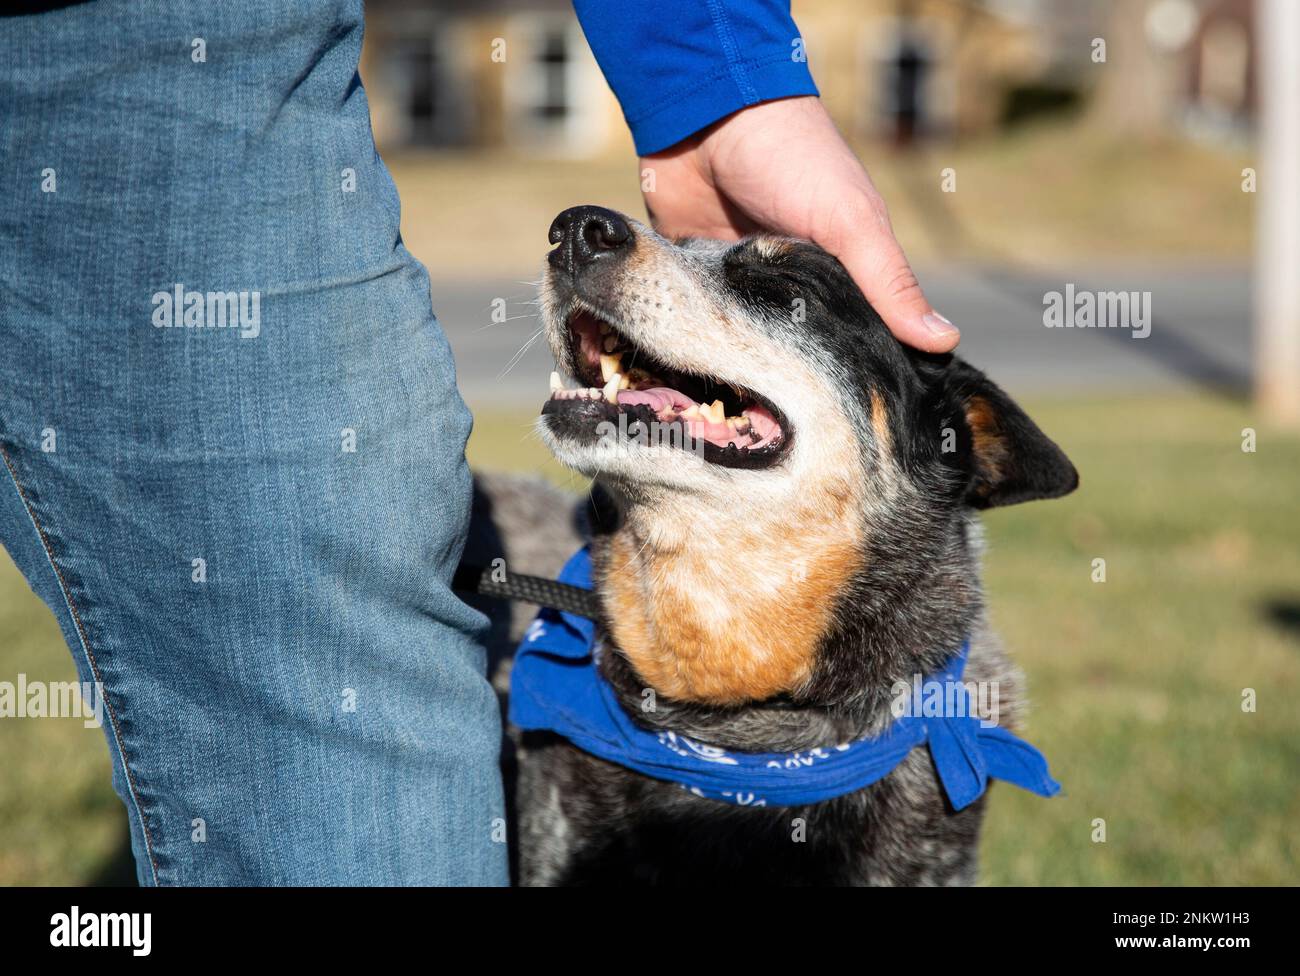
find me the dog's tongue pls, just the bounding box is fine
[616,387,694,413]
[615,387,781,448]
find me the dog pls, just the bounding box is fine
[462,205,1078,886]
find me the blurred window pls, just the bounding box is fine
[387,28,466,147]
[533,27,570,121]
[858,17,954,143]
[504,14,608,157]
[1199,20,1250,115]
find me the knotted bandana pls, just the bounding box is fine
[509,547,1060,809]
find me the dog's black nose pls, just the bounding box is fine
[547,206,632,274]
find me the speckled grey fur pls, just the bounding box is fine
[464,219,1075,887]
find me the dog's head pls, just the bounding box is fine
[537,205,1077,706]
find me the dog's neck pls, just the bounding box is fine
[587,489,983,752]
[589,474,864,706]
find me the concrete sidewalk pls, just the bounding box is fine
[431,263,1251,415]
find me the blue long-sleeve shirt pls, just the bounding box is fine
[572,0,819,155]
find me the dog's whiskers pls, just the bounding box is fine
[476,312,539,333]
[497,328,545,379]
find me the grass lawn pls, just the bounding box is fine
[2,393,1296,885]
[387,121,1253,280]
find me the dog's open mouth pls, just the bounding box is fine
[542,309,789,469]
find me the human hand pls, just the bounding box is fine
[640,96,958,353]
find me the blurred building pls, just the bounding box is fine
[358,0,1256,156]
[799,0,1046,145]
[1183,0,1255,139]
[358,0,1053,154]
[361,0,619,157]
[1083,0,1255,142]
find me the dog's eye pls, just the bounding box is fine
[724,250,807,312]
[724,262,785,306]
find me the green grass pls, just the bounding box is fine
[2,394,1297,884]
[0,553,126,885]
[977,395,1300,885]
[388,121,1253,279]
[875,122,1254,268]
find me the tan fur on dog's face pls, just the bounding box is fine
[537,208,1075,706]
[538,222,905,705]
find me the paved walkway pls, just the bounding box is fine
[431,264,1252,414]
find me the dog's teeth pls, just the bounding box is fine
[602,335,618,353]
[603,373,621,404]
[700,400,725,424]
[549,371,563,393]
[600,353,622,382]
[619,373,631,390]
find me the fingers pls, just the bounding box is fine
[648,95,960,352]
[638,154,757,241]
[710,98,958,352]
[826,195,959,353]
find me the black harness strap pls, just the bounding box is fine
[453,563,601,620]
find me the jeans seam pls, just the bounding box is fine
[0,441,162,886]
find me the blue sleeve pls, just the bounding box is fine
[573,0,819,156]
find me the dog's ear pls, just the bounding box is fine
[913,354,1078,508]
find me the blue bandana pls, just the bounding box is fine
[509,547,1061,809]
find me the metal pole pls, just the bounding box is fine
[1255,0,1300,425]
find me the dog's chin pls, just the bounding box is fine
[536,417,717,494]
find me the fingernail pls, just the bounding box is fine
[922,311,959,338]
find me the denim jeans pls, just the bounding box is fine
[0,1,506,885]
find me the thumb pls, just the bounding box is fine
[825,199,959,353]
